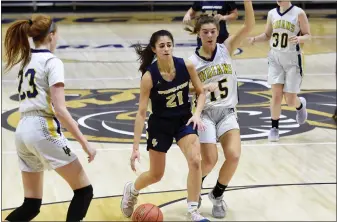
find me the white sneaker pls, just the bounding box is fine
[268,127,279,142]
[188,209,210,222]
[208,191,228,218]
[296,97,308,125]
[120,182,138,218]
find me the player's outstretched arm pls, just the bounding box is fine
[183,7,197,25]
[224,0,255,55]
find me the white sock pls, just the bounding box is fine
[187,201,198,213]
[131,183,139,195]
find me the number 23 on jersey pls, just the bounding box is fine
[18,69,38,101]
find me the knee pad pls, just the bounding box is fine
[66,185,93,222]
[5,198,41,221]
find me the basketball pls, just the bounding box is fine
[132,203,163,222]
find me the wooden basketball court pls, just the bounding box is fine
[1,11,336,221]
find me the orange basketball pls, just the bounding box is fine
[132,203,163,222]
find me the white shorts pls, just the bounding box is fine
[15,111,77,172]
[198,107,239,144]
[267,49,303,93]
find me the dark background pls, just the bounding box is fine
[2,1,336,13]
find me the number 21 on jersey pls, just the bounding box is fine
[166,91,183,108]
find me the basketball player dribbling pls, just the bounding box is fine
[120,30,210,221]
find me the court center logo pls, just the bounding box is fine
[2,78,336,143]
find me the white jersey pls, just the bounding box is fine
[189,43,238,110]
[268,5,303,53]
[17,49,64,115]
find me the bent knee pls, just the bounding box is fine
[149,172,164,183]
[227,151,241,163]
[188,153,201,170]
[187,144,202,169]
[226,145,241,163]
[188,155,201,170]
[202,155,217,168]
[201,148,218,168]
[5,198,42,221]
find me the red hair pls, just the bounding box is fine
[4,14,56,71]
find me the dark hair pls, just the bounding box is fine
[4,14,57,71]
[134,29,174,74]
[184,14,220,35]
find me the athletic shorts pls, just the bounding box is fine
[198,107,239,144]
[267,49,303,93]
[15,111,77,172]
[146,113,197,153]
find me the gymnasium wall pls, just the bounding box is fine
[1,1,336,14]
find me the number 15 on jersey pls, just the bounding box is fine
[210,78,228,102]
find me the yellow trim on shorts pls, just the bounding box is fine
[46,94,58,138]
[46,117,58,138]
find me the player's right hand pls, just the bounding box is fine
[248,37,255,45]
[83,142,97,163]
[130,149,140,172]
[183,14,191,24]
[204,82,218,92]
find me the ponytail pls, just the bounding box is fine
[134,43,155,74]
[4,20,31,71]
[4,14,56,72]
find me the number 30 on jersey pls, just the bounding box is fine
[272,33,288,48]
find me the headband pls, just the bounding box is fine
[27,19,56,33]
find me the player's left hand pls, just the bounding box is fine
[289,36,300,44]
[186,114,205,131]
[130,149,140,172]
[214,14,226,21]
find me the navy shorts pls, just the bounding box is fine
[146,114,198,153]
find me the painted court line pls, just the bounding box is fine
[2,73,336,83]
[2,141,336,154]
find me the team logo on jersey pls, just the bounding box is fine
[152,139,158,147]
[2,78,336,144]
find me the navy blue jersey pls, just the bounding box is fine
[192,1,237,37]
[146,57,191,118]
